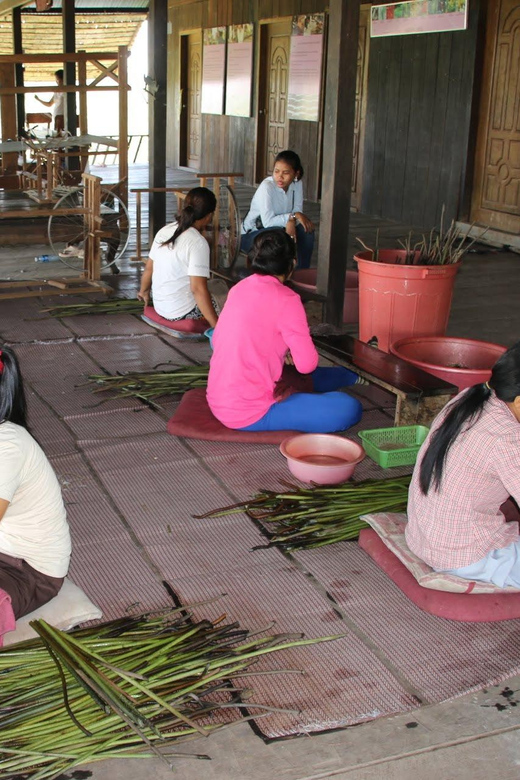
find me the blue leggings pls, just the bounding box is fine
[240,225,315,269]
[240,367,363,433]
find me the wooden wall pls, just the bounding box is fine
[167,0,326,198]
[361,0,482,229]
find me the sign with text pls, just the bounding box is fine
[371,0,468,38]
[225,24,254,117]
[287,14,324,122]
[201,27,226,115]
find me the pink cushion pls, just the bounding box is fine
[167,366,314,443]
[359,528,520,622]
[143,306,209,334]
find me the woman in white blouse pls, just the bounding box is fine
[241,150,315,269]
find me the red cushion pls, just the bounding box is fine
[358,528,520,622]
[167,367,314,443]
[143,306,209,334]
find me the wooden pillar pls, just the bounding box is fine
[0,63,18,178]
[62,0,78,138]
[148,0,168,239]
[118,46,129,204]
[316,0,360,326]
[12,7,24,136]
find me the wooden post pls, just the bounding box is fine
[0,63,17,177]
[63,0,79,176]
[118,46,129,205]
[148,0,168,239]
[316,0,360,326]
[12,7,24,136]
[77,50,89,172]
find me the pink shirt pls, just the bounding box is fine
[207,274,318,428]
[406,392,520,569]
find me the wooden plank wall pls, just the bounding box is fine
[361,0,482,229]
[167,0,326,198]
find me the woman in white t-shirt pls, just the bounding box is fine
[138,187,219,327]
[0,347,71,620]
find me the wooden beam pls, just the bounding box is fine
[12,7,24,135]
[63,0,78,140]
[316,0,360,326]
[0,52,120,63]
[0,0,31,15]
[118,45,129,205]
[0,63,17,175]
[148,0,168,238]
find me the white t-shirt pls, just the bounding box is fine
[149,222,211,320]
[52,90,65,117]
[0,422,71,578]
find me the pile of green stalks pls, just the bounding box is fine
[197,476,411,550]
[40,298,144,318]
[87,365,209,407]
[0,608,339,779]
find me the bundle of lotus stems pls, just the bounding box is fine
[197,476,411,550]
[40,298,144,317]
[0,608,339,779]
[87,366,210,406]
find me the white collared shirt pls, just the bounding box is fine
[242,177,304,233]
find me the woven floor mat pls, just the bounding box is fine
[66,406,166,440]
[1,298,72,343]
[292,544,520,704]
[79,333,195,374]
[26,391,78,457]
[62,312,152,338]
[79,432,195,473]
[30,376,143,418]
[159,337,212,365]
[13,340,99,381]
[153,564,417,738]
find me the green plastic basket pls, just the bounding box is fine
[358,425,429,468]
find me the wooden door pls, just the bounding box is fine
[351,7,371,211]
[471,0,520,232]
[180,32,202,170]
[257,20,291,180]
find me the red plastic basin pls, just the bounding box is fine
[390,337,507,391]
[280,434,365,484]
[292,269,359,324]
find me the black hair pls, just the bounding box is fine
[55,69,64,80]
[420,341,520,494]
[162,187,217,248]
[0,345,28,429]
[274,150,304,180]
[248,229,296,278]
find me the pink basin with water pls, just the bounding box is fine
[280,434,365,484]
[292,269,359,324]
[390,336,507,391]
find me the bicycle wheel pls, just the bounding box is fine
[215,183,240,270]
[48,187,130,272]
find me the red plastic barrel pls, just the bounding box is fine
[354,251,460,352]
[292,268,359,324]
[390,336,507,391]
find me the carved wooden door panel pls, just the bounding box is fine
[266,25,290,173]
[471,0,520,232]
[351,7,371,211]
[187,33,202,170]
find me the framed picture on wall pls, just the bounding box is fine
[287,14,325,122]
[225,24,254,117]
[371,0,468,38]
[201,27,226,114]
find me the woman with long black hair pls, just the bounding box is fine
[0,347,71,621]
[406,342,520,588]
[138,187,219,327]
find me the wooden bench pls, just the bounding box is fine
[314,334,458,427]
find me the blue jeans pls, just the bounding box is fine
[240,367,363,433]
[240,225,315,269]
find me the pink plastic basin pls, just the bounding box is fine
[390,336,507,391]
[280,434,365,485]
[292,269,359,324]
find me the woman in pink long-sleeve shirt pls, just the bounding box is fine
[206,230,363,433]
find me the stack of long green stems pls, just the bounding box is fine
[40,298,144,317]
[0,608,340,779]
[197,476,411,550]
[87,365,209,406]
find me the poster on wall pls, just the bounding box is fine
[287,14,324,122]
[201,27,226,114]
[225,24,254,117]
[371,0,468,38]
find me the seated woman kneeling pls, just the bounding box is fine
[138,187,219,328]
[0,347,71,620]
[207,230,363,433]
[406,342,520,588]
